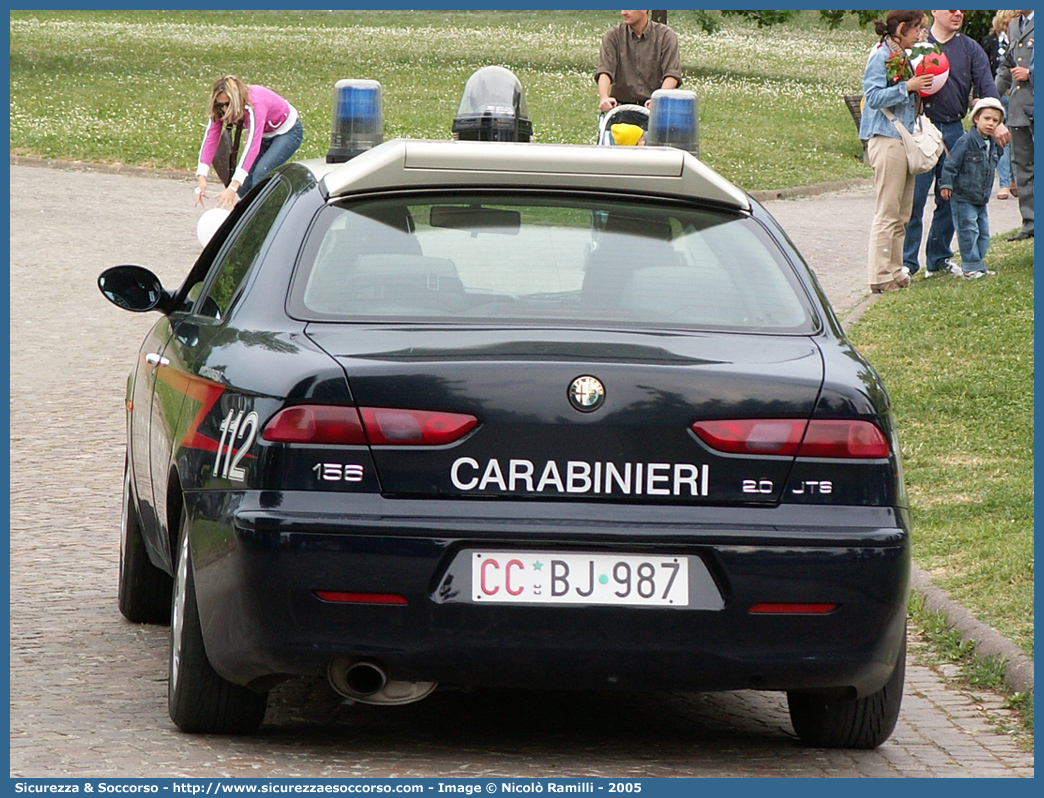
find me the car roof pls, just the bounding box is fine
[298,139,750,212]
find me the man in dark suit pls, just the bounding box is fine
[997,10,1034,240]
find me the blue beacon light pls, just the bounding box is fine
[646,89,699,157]
[326,79,384,163]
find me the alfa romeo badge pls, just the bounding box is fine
[568,375,605,412]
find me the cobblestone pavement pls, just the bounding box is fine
[8,164,1032,778]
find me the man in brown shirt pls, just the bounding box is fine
[595,10,682,112]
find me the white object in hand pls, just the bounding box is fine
[197,207,231,247]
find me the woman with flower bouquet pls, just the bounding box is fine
[859,11,937,293]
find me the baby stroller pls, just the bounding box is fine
[596,103,650,146]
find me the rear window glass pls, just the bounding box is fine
[288,193,815,333]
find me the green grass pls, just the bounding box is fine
[847,239,1035,660]
[10,9,875,190]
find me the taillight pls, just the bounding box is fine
[797,420,890,459]
[692,419,890,459]
[359,407,478,446]
[262,406,367,444]
[262,405,478,446]
[691,419,805,456]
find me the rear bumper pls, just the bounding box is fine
[188,492,910,697]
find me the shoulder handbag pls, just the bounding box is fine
[880,107,946,174]
[212,121,244,188]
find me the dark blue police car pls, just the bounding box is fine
[100,79,909,747]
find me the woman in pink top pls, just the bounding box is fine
[195,75,303,209]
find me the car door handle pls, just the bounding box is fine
[145,353,169,369]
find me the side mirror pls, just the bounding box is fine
[98,265,174,314]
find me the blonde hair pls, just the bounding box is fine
[207,75,250,124]
[992,10,1019,35]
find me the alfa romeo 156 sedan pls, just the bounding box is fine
[100,136,909,747]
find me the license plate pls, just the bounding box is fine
[471,551,688,606]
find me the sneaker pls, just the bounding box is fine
[962,270,996,280]
[944,260,963,276]
[900,266,911,280]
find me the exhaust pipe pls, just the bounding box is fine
[327,658,438,706]
[343,661,387,697]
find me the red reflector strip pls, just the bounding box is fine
[315,591,408,605]
[749,602,838,615]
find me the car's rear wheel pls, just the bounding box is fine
[118,461,172,624]
[168,513,267,734]
[787,635,905,749]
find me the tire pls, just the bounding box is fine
[787,635,906,749]
[118,462,173,624]
[168,513,267,734]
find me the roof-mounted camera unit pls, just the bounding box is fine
[452,66,532,142]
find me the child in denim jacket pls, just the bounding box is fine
[940,97,1006,279]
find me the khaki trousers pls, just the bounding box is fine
[867,135,915,288]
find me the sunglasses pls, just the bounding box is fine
[214,101,230,113]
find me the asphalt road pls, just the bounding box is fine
[8,162,1032,778]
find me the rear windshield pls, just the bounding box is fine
[288,192,816,333]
